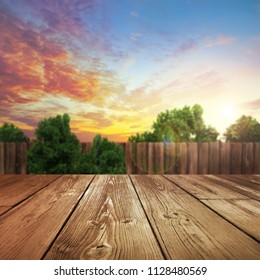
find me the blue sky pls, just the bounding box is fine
[0,0,259,141]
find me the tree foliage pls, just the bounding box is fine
[0,123,28,142]
[27,114,82,174]
[79,134,126,174]
[129,104,219,142]
[224,115,260,142]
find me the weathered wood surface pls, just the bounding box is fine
[0,175,94,259]
[0,175,60,208]
[45,175,163,260]
[132,175,260,259]
[0,175,259,260]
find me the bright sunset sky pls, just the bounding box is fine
[0,0,259,141]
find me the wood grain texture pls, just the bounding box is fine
[205,175,260,201]
[0,175,60,207]
[136,143,148,174]
[164,142,176,174]
[125,142,137,174]
[242,143,254,174]
[165,175,248,200]
[178,142,188,174]
[202,199,260,241]
[131,175,260,259]
[148,143,154,174]
[5,143,16,174]
[0,143,4,174]
[45,175,164,260]
[230,142,242,174]
[154,143,164,174]
[209,142,220,174]
[198,143,209,174]
[187,142,198,174]
[0,206,11,216]
[0,175,94,259]
[16,143,28,174]
[254,142,260,174]
[220,142,230,174]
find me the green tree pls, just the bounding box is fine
[0,123,28,142]
[27,114,82,174]
[80,134,126,174]
[128,104,219,142]
[224,115,260,142]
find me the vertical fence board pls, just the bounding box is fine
[16,143,28,174]
[0,143,4,174]
[154,142,164,174]
[178,142,188,174]
[209,142,220,174]
[220,142,230,174]
[230,142,242,174]
[164,142,176,174]
[187,142,198,174]
[254,142,260,174]
[125,142,136,174]
[5,143,16,174]
[148,143,154,174]
[242,142,254,174]
[198,143,209,174]
[136,142,148,174]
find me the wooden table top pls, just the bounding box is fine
[0,174,259,260]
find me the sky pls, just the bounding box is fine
[0,0,260,141]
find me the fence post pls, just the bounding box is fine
[0,143,4,174]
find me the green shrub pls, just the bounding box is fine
[80,134,126,174]
[27,114,82,174]
[0,123,28,142]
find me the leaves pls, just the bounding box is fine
[0,123,28,142]
[27,114,82,174]
[224,115,260,142]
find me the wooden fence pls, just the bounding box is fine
[0,142,259,174]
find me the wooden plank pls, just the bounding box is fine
[0,206,11,216]
[206,175,260,201]
[242,143,254,174]
[0,143,4,174]
[132,175,260,259]
[154,142,164,174]
[187,142,198,174]
[148,143,154,174]
[202,199,260,241]
[209,142,220,174]
[198,143,209,174]
[16,143,28,174]
[125,142,136,174]
[230,143,242,174]
[136,142,148,174]
[0,175,94,259]
[45,175,164,260]
[218,175,260,191]
[178,143,188,174]
[254,142,260,174]
[0,175,60,207]
[220,142,230,174]
[164,142,176,174]
[233,175,260,185]
[165,175,249,200]
[5,143,16,174]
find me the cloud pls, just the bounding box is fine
[205,35,236,47]
[241,99,260,111]
[0,7,124,106]
[130,11,139,17]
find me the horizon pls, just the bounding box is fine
[1,0,260,142]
